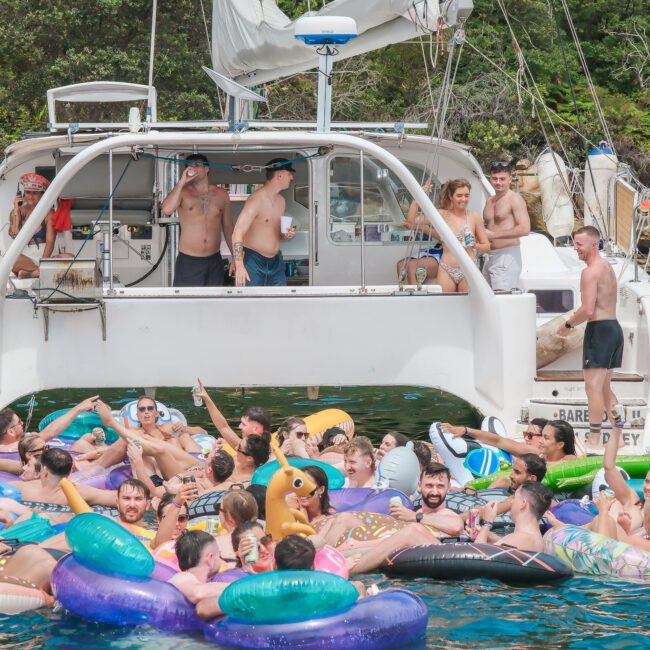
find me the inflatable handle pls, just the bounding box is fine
[59,478,92,514]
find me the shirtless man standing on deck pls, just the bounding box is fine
[162,154,233,287]
[557,225,625,450]
[232,158,297,287]
[482,161,530,290]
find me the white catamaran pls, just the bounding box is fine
[0,0,648,453]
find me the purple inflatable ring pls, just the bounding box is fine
[204,588,427,649]
[329,488,414,515]
[51,555,203,632]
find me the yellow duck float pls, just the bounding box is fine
[265,442,318,541]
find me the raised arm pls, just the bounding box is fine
[603,428,638,506]
[196,378,240,449]
[39,396,100,442]
[150,481,195,549]
[161,168,193,216]
[440,423,529,457]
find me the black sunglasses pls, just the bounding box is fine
[138,405,156,412]
[490,161,512,172]
[177,514,190,523]
[28,444,49,456]
[236,445,252,457]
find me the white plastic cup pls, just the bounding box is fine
[187,168,197,178]
[192,385,203,407]
[280,215,293,233]
[389,496,402,509]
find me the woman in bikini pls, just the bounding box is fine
[431,179,490,293]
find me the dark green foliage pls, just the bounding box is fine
[0,0,647,180]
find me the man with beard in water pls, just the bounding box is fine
[0,479,153,600]
[345,463,463,574]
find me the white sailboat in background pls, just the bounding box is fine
[0,0,648,453]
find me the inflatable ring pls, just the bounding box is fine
[304,409,354,445]
[544,525,650,582]
[0,481,22,502]
[206,588,427,650]
[51,555,203,632]
[38,409,118,444]
[329,488,414,515]
[65,513,154,578]
[252,458,345,489]
[188,489,226,519]
[118,400,187,428]
[0,577,54,615]
[218,570,358,623]
[381,542,572,584]
[549,499,597,526]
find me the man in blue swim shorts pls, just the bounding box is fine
[557,225,625,451]
[232,158,297,287]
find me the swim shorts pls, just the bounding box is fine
[482,245,522,291]
[173,251,225,287]
[243,247,285,287]
[583,319,624,369]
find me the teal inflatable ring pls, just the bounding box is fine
[65,513,154,578]
[218,570,358,623]
[251,458,345,489]
[38,409,119,444]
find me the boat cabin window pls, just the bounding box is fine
[528,289,575,314]
[328,155,434,245]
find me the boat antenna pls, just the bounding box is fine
[146,0,158,124]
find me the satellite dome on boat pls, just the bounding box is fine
[294,16,358,46]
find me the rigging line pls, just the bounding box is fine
[549,0,584,136]
[557,0,616,156]
[495,0,573,167]
[463,40,616,154]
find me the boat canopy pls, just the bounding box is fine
[212,0,443,86]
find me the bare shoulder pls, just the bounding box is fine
[468,210,482,223]
[210,185,230,200]
[508,191,527,207]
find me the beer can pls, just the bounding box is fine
[245,534,259,564]
[468,508,480,529]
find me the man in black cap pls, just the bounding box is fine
[232,158,297,286]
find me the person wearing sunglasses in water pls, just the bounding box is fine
[482,160,530,291]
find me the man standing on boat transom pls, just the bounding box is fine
[232,158,297,287]
[482,161,531,290]
[162,154,234,287]
[557,225,625,450]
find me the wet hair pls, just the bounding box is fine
[221,490,258,526]
[275,535,315,570]
[243,406,271,433]
[343,436,376,471]
[0,408,17,441]
[40,448,73,478]
[18,434,45,464]
[185,153,209,167]
[518,481,553,520]
[574,225,601,239]
[438,178,471,210]
[546,420,576,455]
[245,484,267,521]
[277,416,306,445]
[117,478,151,500]
[413,441,432,472]
[303,465,333,515]
[210,450,235,483]
[530,418,548,432]
[231,520,264,566]
[244,435,271,469]
[384,431,409,448]
[520,453,547,482]
[175,530,216,571]
[421,461,451,482]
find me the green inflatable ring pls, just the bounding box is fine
[252,458,345,489]
[38,409,119,444]
[218,570,358,623]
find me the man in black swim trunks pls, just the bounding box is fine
[557,225,625,451]
[161,153,234,287]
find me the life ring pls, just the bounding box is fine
[304,409,354,445]
[543,525,650,582]
[205,588,427,650]
[443,489,512,530]
[548,499,597,526]
[381,542,573,584]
